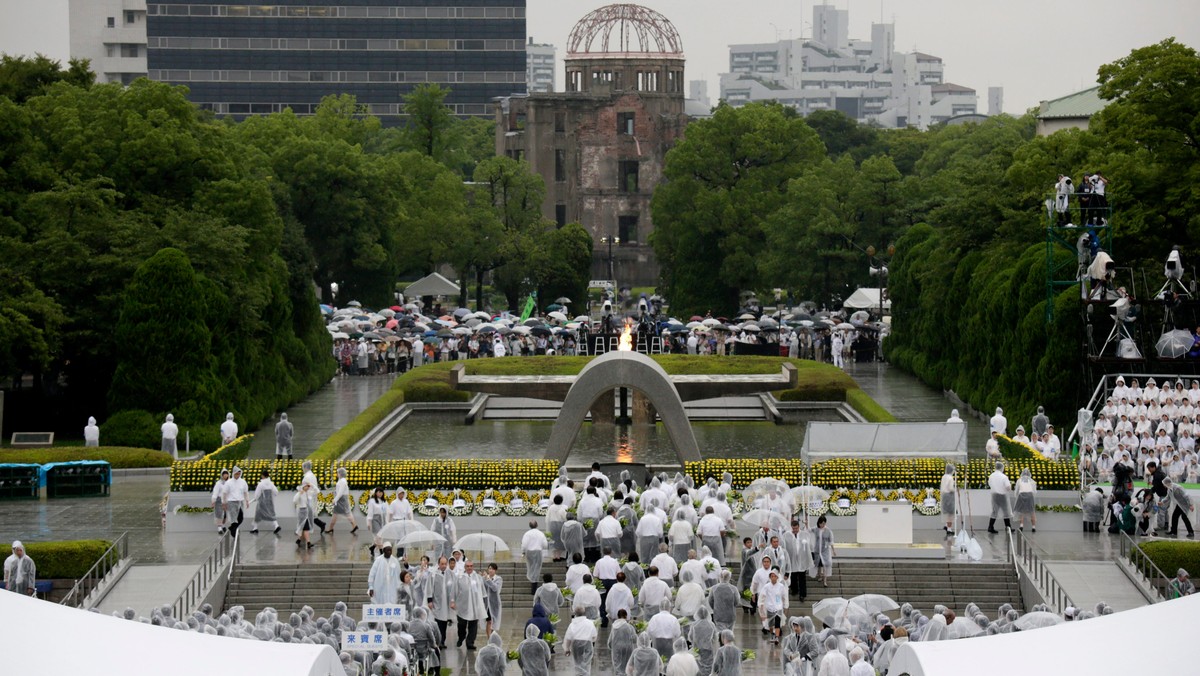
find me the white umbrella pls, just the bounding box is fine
[377,520,428,541]
[347,300,362,308]
[742,324,762,332]
[511,325,532,335]
[848,593,899,614]
[549,311,568,322]
[331,332,350,340]
[686,321,703,329]
[788,485,830,507]
[474,311,492,319]
[702,318,722,327]
[835,322,855,330]
[738,313,756,320]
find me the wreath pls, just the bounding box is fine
[475,489,502,517]
[529,490,551,516]
[447,489,474,517]
[913,488,942,516]
[827,488,857,517]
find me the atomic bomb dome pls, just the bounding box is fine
[566,4,684,58]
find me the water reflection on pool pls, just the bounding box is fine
[371,413,804,465]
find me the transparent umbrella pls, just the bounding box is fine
[848,594,899,614]
[376,520,428,542]
[457,533,512,561]
[396,531,446,549]
[1156,329,1195,358]
[743,478,792,510]
[1013,611,1063,631]
[812,598,871,628]
[741,509,791,531]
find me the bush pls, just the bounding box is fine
[0,447,172,468]
[776,386,845,402]
[1,540,114,579]
[100,410,161,450]
[404,381,470,403]
[309,389,406,461]
[1139,541,1200,580]
[170,458,558,491]
[685,458,1080,490]
[846,389,898,422]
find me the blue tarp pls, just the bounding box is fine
[37,460,111,488]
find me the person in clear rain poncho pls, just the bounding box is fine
[328,467,359,534]
[220,412,238,446]
[666,636,700,676]
[561,513,585,563]
[408,606,440,676]
[211,469,229,534]
[708,569,740,631]
[607,608,637,674]
[848,646,873,676]
[274,412,294,460]
[368,543,402,604]
[339,651,361,676]
[518,623,552,676]
[940,465,957,535]
[4,541,36,595]
[711,629,742,676]
[484,562,503,634]
[674,569,705,618]
[521,520,548,594]
[1013,467,1038,532]
[563,606,597,675]
[84,416,100,447]
[688,605,718,672]
[249,468,280,534]
[988,461,1014,533]
[647,597,682,656]
[431,507,456,561]
[161,413,179,454]
[474,631,506,676]
[817,635,849,676]
[627,631,661,676]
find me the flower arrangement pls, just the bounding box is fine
[543,633,557,646]
[741,650,757,661]
[169,458,559,492]
[827,488,857,516]
[548,614,560,625]
[175,505,213,514]
[506,650,519,660]
[1036,504,1082,513]
[633,620,647,632]
[913,488,942,516]
[475,489,502,517]
[501,489,532,516]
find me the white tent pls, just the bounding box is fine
[800,422,967,462]
[891,594,1200,676]
[0,591,342,676]
[843,287,890,311]
[404,272,460,298]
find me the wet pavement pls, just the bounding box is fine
[247,374,397,459]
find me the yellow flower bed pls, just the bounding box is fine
[685,458,1079,491]
[170,458,559,492]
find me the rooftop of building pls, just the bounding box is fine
[1038,86,1106,120]
[932,82,976,95]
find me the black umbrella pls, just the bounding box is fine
[530,326,552,337]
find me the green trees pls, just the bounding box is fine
[651,102,825,315]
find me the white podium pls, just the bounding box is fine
[855,501,913,545]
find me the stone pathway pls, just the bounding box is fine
[247,373,397,459]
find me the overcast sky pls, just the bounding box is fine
[3,0,1198,113]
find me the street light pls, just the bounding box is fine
[601,235,621,284]
[867,245,894,320]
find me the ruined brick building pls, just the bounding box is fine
[494,4,689,288]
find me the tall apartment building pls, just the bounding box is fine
[68,0,149,85]
[69,1,526,122]
[720,3,982,130]
[525,37,555,93]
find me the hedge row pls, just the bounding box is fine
[845,389,899,423]
[1139,541,1200,582]
[1,540,114,579]
[308,389,407,461]
[0,447,172,469]
[685,458,1080,491]
[170,458,560,492]
[203,435,254,463]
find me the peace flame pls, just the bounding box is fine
[618,320,633,351]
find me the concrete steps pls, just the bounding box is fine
[224,559,1022,620]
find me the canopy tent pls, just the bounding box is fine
[404,272,460,298]
[0,591,342,676]
[843,287,890,312]
[891,594,1200,676]
[800,422,967,463]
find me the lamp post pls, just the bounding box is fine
[866,245,894,321]
[601,235,620,284]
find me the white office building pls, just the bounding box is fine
[68,0,148,85]
[526,38,556,93]
[720,3,984,130]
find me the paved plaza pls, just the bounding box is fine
[0,364,1150,674]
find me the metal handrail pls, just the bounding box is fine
[1117,533,1169,602]
[60,531,129,608]
[1007,527,1075,614]
[172,531,237,619]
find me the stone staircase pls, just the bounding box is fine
[224,559,1022,620]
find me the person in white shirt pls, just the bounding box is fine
[83,416,100,447]
[572,573,603,621]
[985,432,1001,459]
[221,466,250,536]
[562,607,598,674]
[636,507,664,563]
[646,598,682,657]
[650,544,678,584]
[1042,425,1061,460]
[220,412,238,446]
[605,570,636,624]
[757,569,789,643]
[551,480,577,511]
[565,553,590,592]
[368,542,402,604]
[673,569,706,619]
[849,645,874,676]
[210,469,229,535]
[595,508,623,556]
[327,467,359,534]
[520,520,548,595]
[365,487,388,558]
[696,507,727,567]
[161,413,179,455]
[639,568,670,615]
[987,461,1013,534]
[593,548,621,626]
[667,510,695,563]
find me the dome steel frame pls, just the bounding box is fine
[566,4,684,59]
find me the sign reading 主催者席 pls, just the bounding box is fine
[362,605,407,622]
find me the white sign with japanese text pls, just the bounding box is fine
[342,630,388,652]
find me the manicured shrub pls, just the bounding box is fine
[100,410,161,450]
[0,447,172,468]
[1,540,114,579]
[1140,541,1200,581]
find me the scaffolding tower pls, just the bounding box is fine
[1044,193,1112,323]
